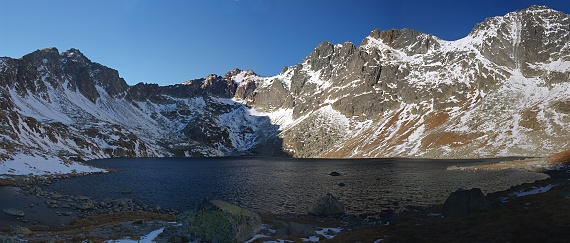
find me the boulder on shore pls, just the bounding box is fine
[177,199,261,243]
[308,193,345,216]
[9,225,32,236]
[442,188,491,217]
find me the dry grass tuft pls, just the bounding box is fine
[421,131,484,149]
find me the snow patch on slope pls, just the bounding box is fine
[530,59,570,73]
[0,153,105,175]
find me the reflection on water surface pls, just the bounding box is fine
[45,157,547,214]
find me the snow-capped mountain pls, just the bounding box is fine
[234,5,570,158]
[0,49,283,174]
[0,5,569,174]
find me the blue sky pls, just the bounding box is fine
[1,0,569,86]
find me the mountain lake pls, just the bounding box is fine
[35,157,548,215]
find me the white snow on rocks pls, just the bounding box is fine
[510,184,556,197]
[0,153,105,176]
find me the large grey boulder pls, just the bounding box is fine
[177,200,261,243]
[9,225,32,236]
[308,193,345,216]
[442,188,491,217]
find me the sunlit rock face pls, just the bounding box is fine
[237,5,570,158]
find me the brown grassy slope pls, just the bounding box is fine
[546,149,570,164]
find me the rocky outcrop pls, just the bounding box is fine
[9,226,32,236]
[308,193,346,216]
[176,200,261,243]
[442,188,491,217]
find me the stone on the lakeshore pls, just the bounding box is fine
[113,198,133,206]
[75,195,90,201]
[2,208,25,217]
[177,199,261,243]
[442,188,490,217]
[286,222,316,236]
[0,236,19,243]
[9,225,32,236]
[50,192,63,199]
[77,202,95,210]
[308,193,345,216]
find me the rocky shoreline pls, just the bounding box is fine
[0,170,405,242]
[1,175,176,220]
[0,173,178,242]
[1,156,570,242]
[448,150,570,172]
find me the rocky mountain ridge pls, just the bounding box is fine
[233,5,570,158]
[0,5,569,174]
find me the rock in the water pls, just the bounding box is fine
[308,193,345,216]
[2,208,25,217]
[442,188,491,217]
[329,172,341,176]
[121,188,133,194]
[178,199,261,243]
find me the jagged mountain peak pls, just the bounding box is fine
[304,41,336,64]
[61,48,85,57]
[60,48,94,64]
[463,4,570,75]
[469,5,568,39]
[22,48,89,62]
[525,5,558,13]
[20,47,61,64]
[224,68,258,82]
[361,28,441,55]
[8,46,129,103]
[36,47,60,55]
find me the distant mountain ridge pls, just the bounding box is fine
[1,5,569,173]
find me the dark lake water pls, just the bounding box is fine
[44,157,548,215]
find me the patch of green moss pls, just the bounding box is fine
[188,209,234,243]
[184,200,261,243]
[210,200,255,217]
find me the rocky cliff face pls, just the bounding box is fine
[235,5,570,158]
[0,6,569,172]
